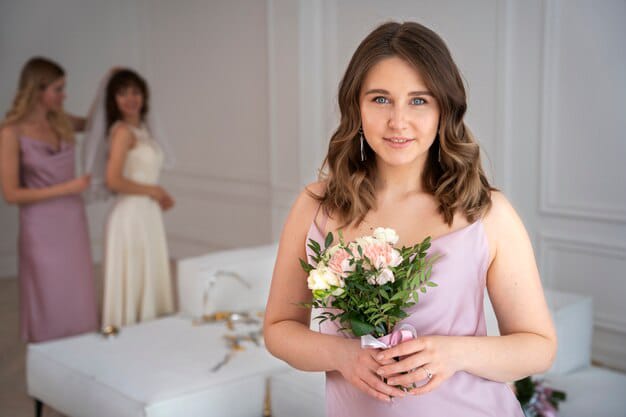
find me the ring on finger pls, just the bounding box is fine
[422,367,433,380]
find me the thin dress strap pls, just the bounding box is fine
[313,203,329,236]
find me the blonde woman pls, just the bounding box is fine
[264,22,556,416]
[0,57,97,342]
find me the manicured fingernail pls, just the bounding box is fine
[387,379,396,385]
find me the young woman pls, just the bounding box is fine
[85,69,174,327]
[264,22,556,416]
[0,57,98,342]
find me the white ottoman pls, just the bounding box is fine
[177,244,278,319]
[544,291,593,375]
[27,316,289,417]
[545,366,626,417]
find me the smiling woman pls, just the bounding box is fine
[82,68,176,328]
[264,21,556,417]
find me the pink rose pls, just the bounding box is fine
[328,247,355,278]
[357,239,403,270]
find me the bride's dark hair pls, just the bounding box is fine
[105,69,149,132]
[314,21,494,227]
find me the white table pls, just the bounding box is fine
[27,316,289,417]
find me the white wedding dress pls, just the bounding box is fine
[103,122,174,327]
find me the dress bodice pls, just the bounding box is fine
[122,123,163,185]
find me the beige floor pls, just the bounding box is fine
[0,262,176,417]
[0,276,65,417]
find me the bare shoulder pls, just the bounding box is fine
[109,122,134,147]
[0,124,19,143]
[293,181,326,218]
[304,180,327,197]
[483,190,528,248]
[484,191,517,223]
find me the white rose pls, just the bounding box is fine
[373,227,399,245]
[375,268,395,285]
[390,249,403,267]
[351,236,377,258]
[307,266,343,290]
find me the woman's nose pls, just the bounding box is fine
[388,105,408,130]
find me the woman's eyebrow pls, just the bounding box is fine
[363,88,433,96]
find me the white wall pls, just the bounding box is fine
[0,0,273,274]
[1,0,624,369]
[506,0,626,371]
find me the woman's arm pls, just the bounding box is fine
[105,123,166,201]
[376,192,556,393]
[264,183,405,402]
[0,126,89,205]
[458,191,557,380]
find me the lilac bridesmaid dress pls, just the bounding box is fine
[306,216,525,417]
[18,136,98,343]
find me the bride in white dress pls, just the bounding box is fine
[84,68,175,327]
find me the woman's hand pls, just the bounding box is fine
[336,338,408,402]
[65,174,91,195]
[159,190,175,211]
[149,186,174,210]
[375,336,464,396]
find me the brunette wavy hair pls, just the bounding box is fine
[105,69,149,132]
[1,57,74,141]
[315,21,494,227]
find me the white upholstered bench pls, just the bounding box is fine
[27,316,288,417]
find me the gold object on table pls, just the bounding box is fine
[263,377,272,417]
[100,325,119,338]
[193,310,263,329]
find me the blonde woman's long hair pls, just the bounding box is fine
[315,21,494,227]
[1,57,74,142]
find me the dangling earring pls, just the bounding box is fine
[437,131,442,165]
[359,128,366,162]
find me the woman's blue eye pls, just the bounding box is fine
[411,97,426,105]
[374,96,389,104]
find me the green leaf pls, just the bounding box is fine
[390,291,405,301]
[420,286,427,294]
[325,232,334,250]
[299,258,313,273]
[426,281,438,287]
[350,318,375,336]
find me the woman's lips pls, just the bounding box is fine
[383,137,415,148]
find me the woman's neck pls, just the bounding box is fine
[123,115,141,127]
[374,157,426,200]
[23,105,49,126]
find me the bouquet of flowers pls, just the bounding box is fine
[300,227,440,338]
[514,376,567,417]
